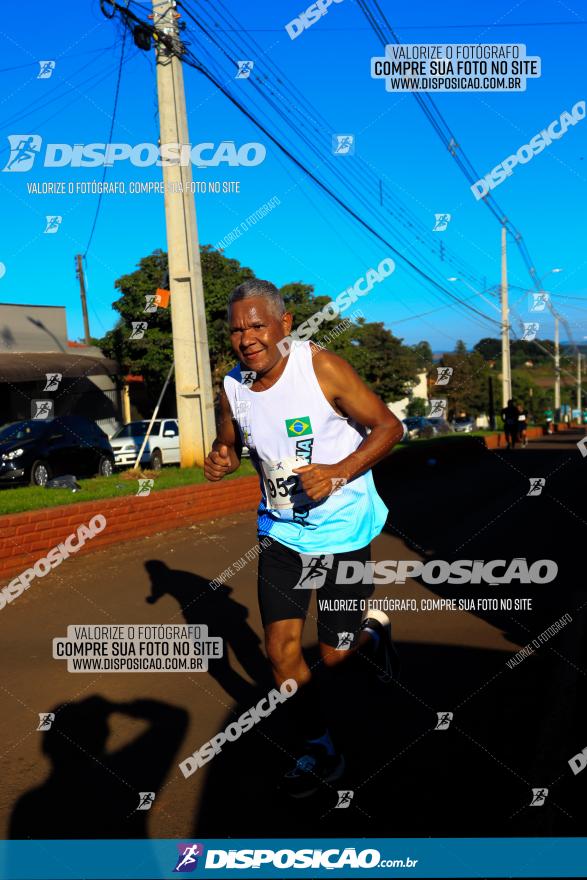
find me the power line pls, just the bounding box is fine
[175,0,500,333]
[98,0,500,335]
[0,44,118,75]
[357,0,581,353]
[0,52,111,132]
[83,27,128,258]
[167,21,587,32]
[189,0,487,291]
[176,9,501,330]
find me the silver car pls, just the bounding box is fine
[110,419,180,469]
[451,417,475,433]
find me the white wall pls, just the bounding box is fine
[386,371,428,420]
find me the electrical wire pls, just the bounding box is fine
[83,26,128,257]
[186,0,487,292]
[177,0,500,332]
[358,0,582,354]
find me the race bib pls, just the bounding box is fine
[260,457,308,510]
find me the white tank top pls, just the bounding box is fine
[223,341,388,554]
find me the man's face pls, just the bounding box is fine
[228,297,292,376]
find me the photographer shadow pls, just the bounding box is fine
[145,560,272,703]
[9,695,188,840]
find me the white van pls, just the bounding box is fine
[110,419,180,469]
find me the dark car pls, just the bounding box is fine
[402,417,436,440]
[0,416,115,487]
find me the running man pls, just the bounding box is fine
[204,279,404,797]
[501,399,520,450]
[517,403,529,447]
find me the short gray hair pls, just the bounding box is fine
[227,279,285,320]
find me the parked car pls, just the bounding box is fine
[451,416,475,433]
[110,419,179,469]
[0,416,114,487]
[427,417,453,435]
[402,417,436,440]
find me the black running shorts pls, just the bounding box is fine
[257,536,374,648]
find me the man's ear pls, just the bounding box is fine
[282,311,294,334]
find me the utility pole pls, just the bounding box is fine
[488,376,495,429]
[576,351,582,420]
[500,226,512,406]
[151,0,216,467]
[554,316,561,420]
[75,254,91,345]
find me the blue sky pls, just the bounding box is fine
[0,0,586,351]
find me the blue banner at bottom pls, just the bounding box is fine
[1,837,585,879]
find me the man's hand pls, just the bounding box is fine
[204,444,231,482]
[293,463,347,501]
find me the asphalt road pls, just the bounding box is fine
[0,430,585,844]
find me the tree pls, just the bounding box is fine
[437,349,489,418]
[325,319,420,401]
[406,397,427,417]
[97,248,421,407]
[410,340,434,373]
[97,247,254,401]
[474,337,501,361]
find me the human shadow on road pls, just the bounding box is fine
[192,636,584,841]
[373,433,586,643]
[145,560,272,703]
[9,695,188,839]
[193,435,586,840]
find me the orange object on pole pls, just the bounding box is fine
[155,288,170,308]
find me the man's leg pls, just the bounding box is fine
[264,618,308,687]
[315,542,399,684]
[265,619,330,740]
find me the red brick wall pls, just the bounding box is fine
[0,476,260,582]
[484,426,544,449]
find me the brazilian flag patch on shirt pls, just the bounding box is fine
[285,416,313,437]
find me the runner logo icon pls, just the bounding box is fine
[31,399,53,420]
[174,843,204,872]
[435,711,453,730]
[332,134,355,155]
[527,477,546,496]
[37,713,55,731]
[3,134,42,171]
[294,553,334,589]
[236,60,254,78]
[136,792,155,811]
[336,631,355,650]
[433,213,451,231]
[335,790,354,808]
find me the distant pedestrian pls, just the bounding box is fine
[501,399,520,449]
[517,404,529,448]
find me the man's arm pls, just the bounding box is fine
[204,387,242,481]
[293,348,404,501]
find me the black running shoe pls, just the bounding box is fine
[281,744,345,798]
[360,608,400,683]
